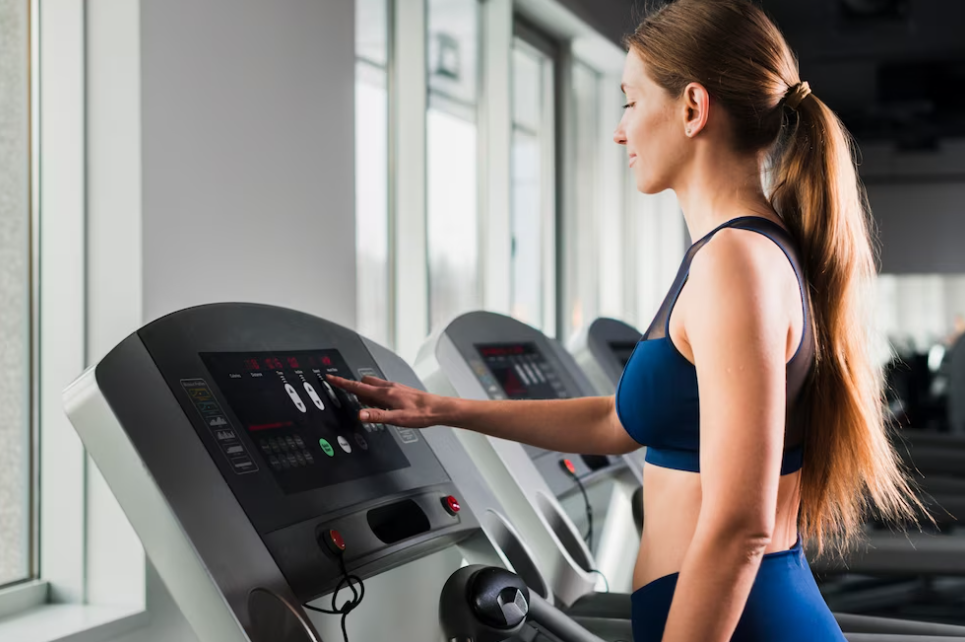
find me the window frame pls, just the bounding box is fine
[0,0,147,638]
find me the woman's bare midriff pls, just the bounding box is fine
[633,462,802,591]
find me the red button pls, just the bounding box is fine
[443,495,461,516]
[328,529,346,553]
[561,459,576,475]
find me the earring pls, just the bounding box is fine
[686,128,692,136]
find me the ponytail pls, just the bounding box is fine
[769,96,924,556]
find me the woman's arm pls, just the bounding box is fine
[660,229,792,642]
[326,375,641,456]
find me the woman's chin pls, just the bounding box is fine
[635,175,667,195]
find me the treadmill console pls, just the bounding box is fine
[473,343,570,401]
[199,350,409,495]
[89,304,476,605]
[607,341,638,369]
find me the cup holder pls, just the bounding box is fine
[483,510,552,601]
[248,588,321,642]
[534,491,593,573]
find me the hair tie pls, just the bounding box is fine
[785,81,812,111]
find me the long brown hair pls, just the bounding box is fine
[626,0,922,556]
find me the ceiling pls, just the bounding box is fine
[761,0,965,150]
[617,0,965,149]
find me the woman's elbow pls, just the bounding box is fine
[710,514,774,558]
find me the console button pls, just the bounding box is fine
[320,379,342,408]
[284,383,307,413]
[337,436,352,454]
[321,528,346,556]
[354,433,368,451]
[318,439,335,457]
[442,495,461,516]
[303,382,326,410]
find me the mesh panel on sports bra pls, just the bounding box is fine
[641,216,814,451]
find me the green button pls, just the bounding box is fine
[318,439,335,457]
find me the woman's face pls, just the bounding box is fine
[614,50,689,194]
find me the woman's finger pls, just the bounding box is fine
[360,407,416,427]
[326,376,393,408]
[327,374,377,396]
[359,407,380,422]
[360,375,393,387]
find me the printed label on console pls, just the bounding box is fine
[181,378,259,475]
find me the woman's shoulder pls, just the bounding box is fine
[683,221,799,341]
[689,220,791,288]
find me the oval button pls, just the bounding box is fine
[284,384,307,413]
[303,382,325,410]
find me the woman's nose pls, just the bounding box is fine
[613,125,627,145]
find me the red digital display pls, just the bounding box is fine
[264,357,284,370]
[478,345,526,357]
[322,356,332,366]
[287,356,300,369]
[244,359,261,370]
[476,342,565,401]
[248,421,295,432]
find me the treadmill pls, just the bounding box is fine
[62,303,620,642]
[417,311,645,598]
[568,317,642,399]
[61,303,965,641]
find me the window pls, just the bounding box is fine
[356,0,391,347]
[877,274,965,356]
[426,0,481,333]
[510,34,556,336]
[562,62,603,341]
[0,0,34,589]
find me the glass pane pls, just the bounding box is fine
[0,0,32,588]
[510,41,554,334]
[356,0,388,67]
[510,131,542,327]
[564,62,601,340]
[355,0,390,347]
[875,274,965,435]
[512,47,541,132]
[427,0,478,106]
[427,0,480,333]
[427,107,479,331]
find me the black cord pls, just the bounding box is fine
[303,555,366,642]
[570,471,594,551]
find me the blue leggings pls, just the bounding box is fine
[631,539,846,641]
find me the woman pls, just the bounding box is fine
[329,1,922,639]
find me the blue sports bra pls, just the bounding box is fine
[615,216,815,476]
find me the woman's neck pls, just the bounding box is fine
[673,147,776,242]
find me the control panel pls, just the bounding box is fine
[470,343,570,401]
[199,350,408,494]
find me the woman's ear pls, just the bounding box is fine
[682,82,710,137]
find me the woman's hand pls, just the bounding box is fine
[325,374,456,429]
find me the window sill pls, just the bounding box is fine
[0,601,147,642]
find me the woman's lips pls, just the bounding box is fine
[629,153,637,167]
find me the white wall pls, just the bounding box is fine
[88,0,357,639]
[139,0,357,327]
